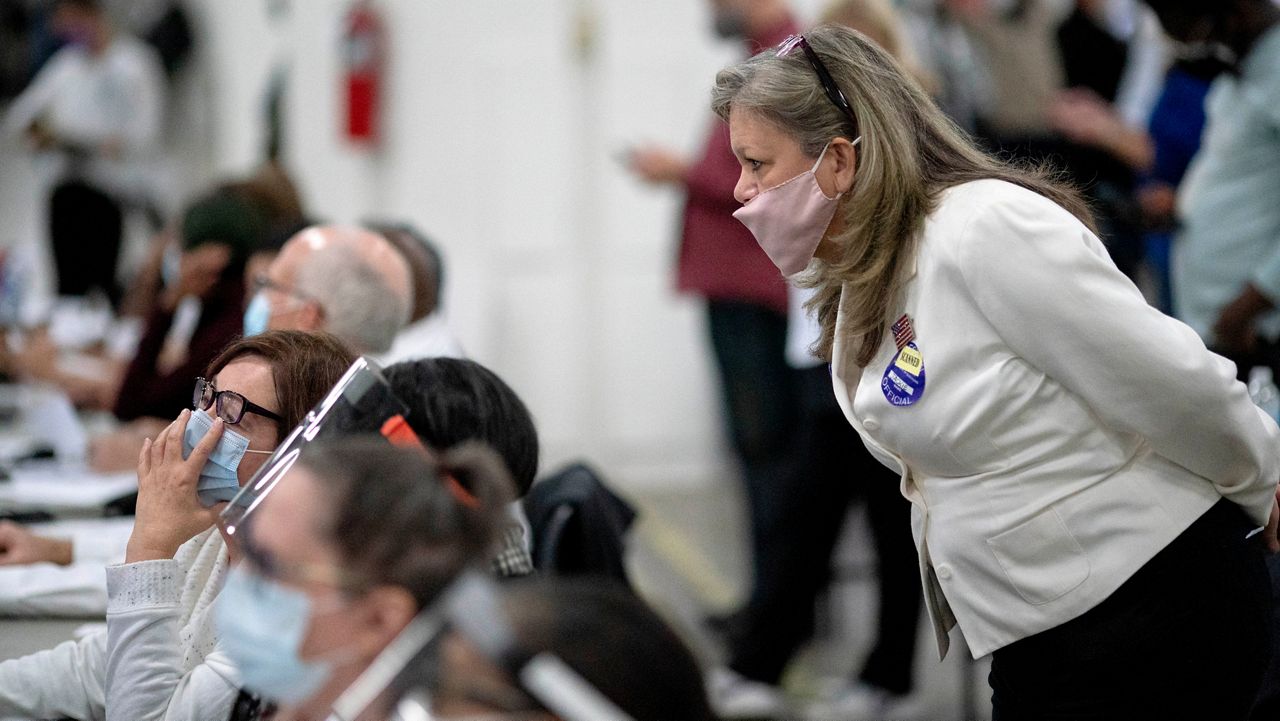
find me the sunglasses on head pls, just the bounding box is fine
[777,34,859,133]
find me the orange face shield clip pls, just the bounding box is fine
[379,415,481,509]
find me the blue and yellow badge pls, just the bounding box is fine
[882,314,925,407]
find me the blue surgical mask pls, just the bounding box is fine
[216,566,333,704]
[243,291,270,337]
[183,408,256,507]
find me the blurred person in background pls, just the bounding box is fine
[64,162,306,473]
[2,0,164,307]
[624,0,803,689]
[1139,0,1280,376]
[0,330,355,721]
[110,185,267,422]
[1139,1,1280,716]
[948,0,1069,150]
[893,0,989,131]
[402,578,718,721]
[366,222,464,363]
[1133,51,1227,313]
[214,438,513,721]
[1047,0,1170,280]
[247,224,412,357]
[80,182,275,472]
[714,23,1278,718]
[708,3,924,720]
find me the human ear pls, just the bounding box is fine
[829,136,858,194]
[298,301,325,332]
[349,585,419,657]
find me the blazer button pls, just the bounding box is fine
[936,564,954,580]
[863,417,880,432]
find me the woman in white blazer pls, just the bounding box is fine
[711,25,1280,719]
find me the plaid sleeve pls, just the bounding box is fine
[490,522,535,578]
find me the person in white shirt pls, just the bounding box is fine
[366,222,465,363]
[712,24,1280,719]
[0,330,355,721]
[3,0,164,303]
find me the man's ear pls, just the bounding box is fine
[297,300,326,332]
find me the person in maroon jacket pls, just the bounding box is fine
[113,186,266,423]
[627,1,805,717]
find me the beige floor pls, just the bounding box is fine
[623,483,995,721]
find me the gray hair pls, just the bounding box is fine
[295,244,411,354]
[711,24,1093,366]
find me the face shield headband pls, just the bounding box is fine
[323,572,636,721]
[218,356,423,539]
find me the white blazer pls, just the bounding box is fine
[831,179,1280,660]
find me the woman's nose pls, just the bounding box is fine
[733,171,755,204]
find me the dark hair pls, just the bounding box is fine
[383,358,539,496]
[299,438,514,608]
[181,184,269,273]
[366,222,444,321]
[429,578,717,721]
[205,330,357,439]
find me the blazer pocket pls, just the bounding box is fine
[986,508,1091,606]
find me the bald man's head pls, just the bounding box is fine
[261,225,412,354]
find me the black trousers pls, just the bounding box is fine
[728,365,921,694]
[49,179,123,303]
[705,299,798,613]
[989,499,1272,721]
[1216,343,1280,720]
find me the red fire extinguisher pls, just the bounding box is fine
[342,1,383,145]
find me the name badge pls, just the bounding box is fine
[882,341,926,407]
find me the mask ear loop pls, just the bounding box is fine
[379,415,481,509]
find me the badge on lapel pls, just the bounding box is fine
[882,314,925,407]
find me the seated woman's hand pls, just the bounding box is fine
[0,521,73,566]
[126,409,226,563]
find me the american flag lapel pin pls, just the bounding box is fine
[891,314,916,352]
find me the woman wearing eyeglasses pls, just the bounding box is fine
[0,330,354,721]
[713,25,1280,719]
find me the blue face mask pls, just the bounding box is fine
[216,566,333,704]
[243,291,270,337]
[183,408,255,507]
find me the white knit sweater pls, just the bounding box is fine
[0,528,240,721]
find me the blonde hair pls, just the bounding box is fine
[711,24,1093,366]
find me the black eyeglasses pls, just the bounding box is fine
[777,34,859,133]
[193,377,284,426]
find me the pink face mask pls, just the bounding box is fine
[733,138,860,277]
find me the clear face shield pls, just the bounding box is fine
[323,572,635,721]
[218,356,422,543]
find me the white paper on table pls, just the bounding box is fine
[0,467,136,512]
[22,387,88,461]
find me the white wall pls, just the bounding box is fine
[134,0,827,491]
